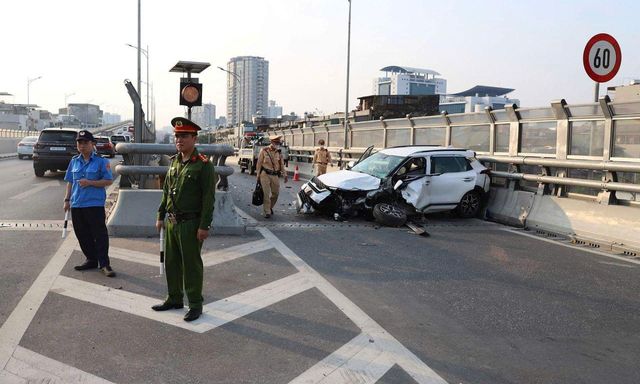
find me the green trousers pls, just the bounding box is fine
[164,218,204,310]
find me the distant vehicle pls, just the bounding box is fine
[110,135,128,152]
[297,146,491,226]
[237,132,268,174]
[95,136,116,158]
[17,136,39,159]
[33,128,80,177]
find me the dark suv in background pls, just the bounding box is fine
[33,128,79,177]
[95,136,116,158]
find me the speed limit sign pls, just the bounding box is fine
[583,33,622,83]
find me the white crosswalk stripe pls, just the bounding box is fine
[0,217,447,383]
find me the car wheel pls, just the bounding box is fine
[240,167,245,173]
[456,191,481,218]
[18,155,23,160]
[249,161,256,175]
[34,168,45,177]
[373,203,407,227]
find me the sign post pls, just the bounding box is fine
[583,33,622,102]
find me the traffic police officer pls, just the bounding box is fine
[63,130,115,277]
[153,117,216,322]
[313,139,332,176]
[256,136,287,218]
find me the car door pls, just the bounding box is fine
[424,155,477,208]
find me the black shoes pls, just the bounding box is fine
[74,260,98,271]
[184,308,202,322]
[151,302,184,311]
[101,266,116,277]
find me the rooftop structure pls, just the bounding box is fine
[374,65,447,97]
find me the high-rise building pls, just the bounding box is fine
[225,56,269,126]
[191,103,216,128]
[267,100,283,118]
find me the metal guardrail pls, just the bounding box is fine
[0,129,37,138]
[243,95,639,205]
[114,143,235,190]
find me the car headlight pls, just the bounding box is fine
[310,176,327,190]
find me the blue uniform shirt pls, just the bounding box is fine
[64,152,113,208]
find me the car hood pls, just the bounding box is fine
[317,170,381,191]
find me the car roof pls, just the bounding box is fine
[41,127,80,133]
[378,145,472,157]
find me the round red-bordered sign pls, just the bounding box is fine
[583,33,622,83]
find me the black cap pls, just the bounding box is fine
[76,130,96,142]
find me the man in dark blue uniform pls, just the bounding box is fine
[63,130,115,277]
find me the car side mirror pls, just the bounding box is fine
[393,180,403,190]
[347,160,355,169]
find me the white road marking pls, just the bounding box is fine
[108,239,274,267]
[108,246,160,267]
[258,227,446,384]
[598,261,636,268]
[203,239,274,267]
[5,346,114,384]
[1,211,446,383]
[10,180,61,200]
[502,228,640,266]
[0,234,76,370]
[0,220,68,231]
[290,333,394,384]
[234,205,259,225]
[51,272,314,333]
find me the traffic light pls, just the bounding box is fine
[179,81,202,107]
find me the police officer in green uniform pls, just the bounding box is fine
[152,117,216,322]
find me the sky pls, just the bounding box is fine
[2,0,639,134]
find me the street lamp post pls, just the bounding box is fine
[27,76,42,108]
[343,0,352,150]
[64,92,75,108]
[126,43,149,121]
[27,76,42,131]
[218,66,243,133]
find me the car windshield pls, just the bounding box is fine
[39,131,77,143]
[351,152,405,179]
[111,136,125,142]
[21,137,38,143]
[96,138,109,143]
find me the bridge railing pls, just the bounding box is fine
[258,96,640,206]
[0,129,38,138]
[113,143,235,190]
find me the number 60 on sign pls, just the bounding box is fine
[583,33,622,83]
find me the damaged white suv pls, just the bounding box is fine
[296,146,491,226]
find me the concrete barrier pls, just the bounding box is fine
[526,195,640,250]
[0,138,20,155]
[107,189,246,237]
[485,187,535,227]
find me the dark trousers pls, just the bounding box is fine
[71,207,110,268]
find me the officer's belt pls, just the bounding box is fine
[262,168,281,176]
[316,162,328,165]
[167,212,200,223]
